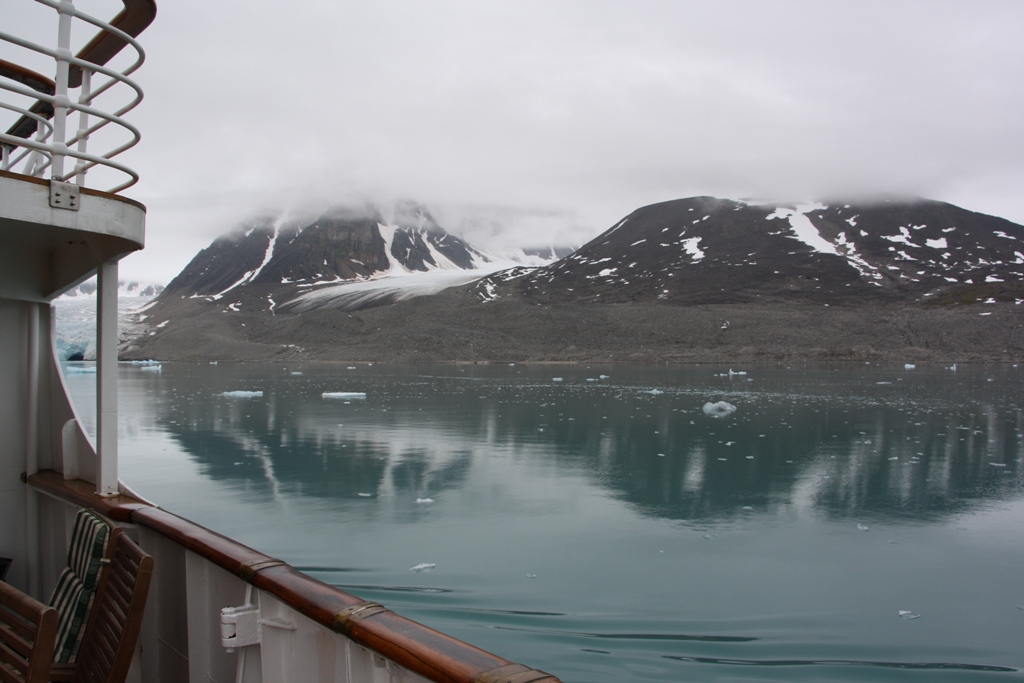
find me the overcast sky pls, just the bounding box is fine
[6,0,1024,284]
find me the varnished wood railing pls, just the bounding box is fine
[28,470,560,683]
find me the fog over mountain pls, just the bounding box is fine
[122,195,1024,363]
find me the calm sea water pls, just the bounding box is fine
[65,362,1024,682]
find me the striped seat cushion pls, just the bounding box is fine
[47,509,112,663]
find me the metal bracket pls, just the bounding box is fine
[238,558,288,582]
[221,604,261,651]
[49,179,80,211]
[332,601,391,637]
[474,663,556,683]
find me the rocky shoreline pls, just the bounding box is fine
[122,288,1024,364]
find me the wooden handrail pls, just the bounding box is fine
[0,58,55,95]
[2,0,157,143]
[68,0,157,89]
[27,471,560,683]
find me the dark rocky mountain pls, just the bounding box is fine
[474,196,1024,306]
[123,196,1024,363]
[163,202,490,303]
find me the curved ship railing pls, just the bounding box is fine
[0,0,154,192]
[3,3,563,682]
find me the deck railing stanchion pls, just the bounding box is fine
[96,260,119,497]
[50,0,75,182]
[74,66,90,185]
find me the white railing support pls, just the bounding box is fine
[50,0,75,181]
[74,66,90,185]
[96,260,119,496]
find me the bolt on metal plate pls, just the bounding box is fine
[49,180,80,211]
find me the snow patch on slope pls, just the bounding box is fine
[766,203,838,255]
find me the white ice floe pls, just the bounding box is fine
[139,364,162,372]
[898,610,921,620]
[552,377,563,382]
[857,523,870,531]
[904,364,916,369]
[415,498,434,504]
[702,401,737,417]
[220,391,263,398]
[322,392,366,399]
[64,366,96,374]
[408,563,435,573]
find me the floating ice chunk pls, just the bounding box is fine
[904,364,916,369]
[210,361,218,365]
[646,389,664,395]
[656,453,665,457]
[586,378,596,382]
[127,359,160,365]
[409,563,435,573]
[220,390,263,398]
[552,377,563,382]
[525,573,537,579]
[291,371,303,375]
[989,462,1007,467]
[702,401,737,417]
[728,369,747,376]
[140,364,162,372]
[323,392,366,399]
[948,363,957,371]
[357,493,373,497]
[64,366,97,374]
[898,610,921,620]
[742,506,753,510]
[346,366,357,370]
[857,523,870,531]
[600,374,610,379]
[415,498,434,504]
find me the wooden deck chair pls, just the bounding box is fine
[0,580,58,683]
[48,531,153,683]
[47,510,112,664]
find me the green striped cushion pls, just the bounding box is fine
[49,568,88,663]
[65,509,110,590]
[48,509,112,663]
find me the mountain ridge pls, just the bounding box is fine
[122,195,1024,363]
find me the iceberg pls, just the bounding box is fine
[702,401,737,417]
[220,391,263,398]
[322,392,367,399]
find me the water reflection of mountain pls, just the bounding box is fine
[145,366,1023,523]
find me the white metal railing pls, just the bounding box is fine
[0,0,148,193]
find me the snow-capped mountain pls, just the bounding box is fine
[122,195,1024,364]
[475,196,1024,305]
[59,278,164,299]
[160,202,554,313]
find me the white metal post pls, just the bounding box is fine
[25,304,40,596]
[74,67,91,185]
[96,261,119,496]
[50,0,75,181]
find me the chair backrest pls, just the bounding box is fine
[0,580,58,683]
[69,531,153,683]
[48,509,113,663]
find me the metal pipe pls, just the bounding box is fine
[96,261,119,496]
[50,0,75,181]
[74,67,90,186]
[25,303,40,597]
